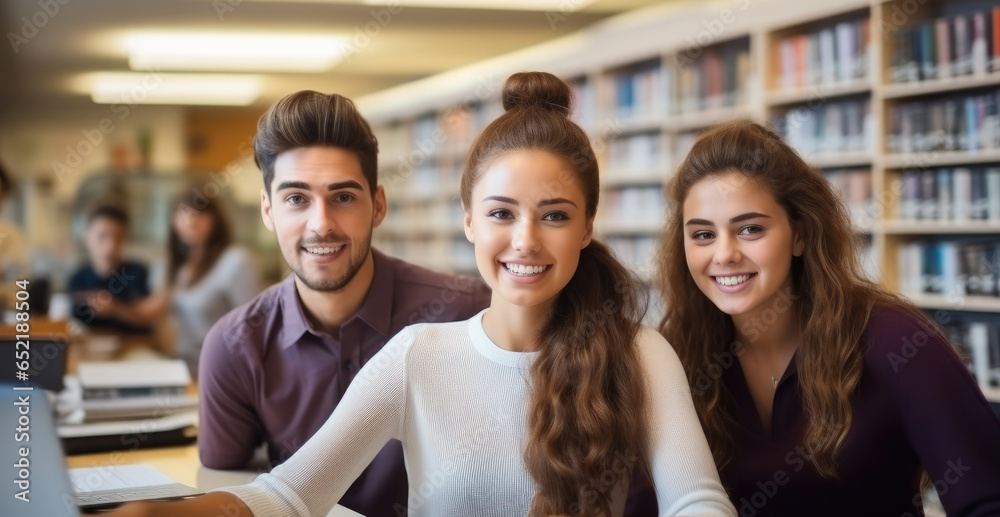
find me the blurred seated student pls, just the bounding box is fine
[68,205,153,335]
[87,189,262,377]
[0,161,29,310]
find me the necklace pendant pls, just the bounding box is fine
[771,376,778,388]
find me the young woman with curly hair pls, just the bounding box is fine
[657,119,1000,516]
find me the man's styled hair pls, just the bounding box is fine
[87,205,130,228]
[253,90,379,196]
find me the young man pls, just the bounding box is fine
[197,90,491,517]
[68,205,152,334]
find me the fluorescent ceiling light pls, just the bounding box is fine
[89,72,261,106]
[240,0,596,10]
[124,33,348,72]
[360,0,596,9]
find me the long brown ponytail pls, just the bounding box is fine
[461,72,649,515]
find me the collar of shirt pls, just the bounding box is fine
[724,348,800,441]
[277,249,396,349]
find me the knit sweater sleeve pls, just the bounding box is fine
[212,325,416,517]
[638,327,737,517]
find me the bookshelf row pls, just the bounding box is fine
[367,0,1000,400]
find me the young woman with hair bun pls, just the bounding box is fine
[657,119,1000,515]
[105,72,735,517]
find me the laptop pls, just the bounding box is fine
[2,384,80,516]
[1,384,203,515]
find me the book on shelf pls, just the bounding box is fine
[605,64,668,122]
[888,88,1000,154]
[897,238,1000,299]
[940,316,1000,391]
[607,236,657,279]
[896,166,1000,222]
[606,132,666,175]
[677,38,750,114]
[824,168,872,224]
[569,76,596,129]
[777,17,868,91]
[772,97,872,154]
[891,7,1000,82]
[600,186,664,228]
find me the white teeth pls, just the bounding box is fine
[714,274,753,286]
[305,245,344,255]
[504,263,548,276]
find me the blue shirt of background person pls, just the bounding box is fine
[68,205,153,334]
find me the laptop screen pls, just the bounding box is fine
[1,384,80,516]
[0,338,68,392]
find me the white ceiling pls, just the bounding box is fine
[0,0,667,122]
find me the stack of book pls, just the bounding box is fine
[776,17,870,91]
[677,38,751,114]
[888,88,1000,154]
[897,238,1000,298]
[76,360,196,421]
[896,166,1000,221]
[890,8,1000,83]
[607,64,668,122]
[772,97,872,154]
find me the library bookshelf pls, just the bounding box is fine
[361,0,1000,405]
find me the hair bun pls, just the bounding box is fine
[501,71,572,116]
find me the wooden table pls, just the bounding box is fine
[66,444,363,516]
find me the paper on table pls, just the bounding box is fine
[70,464,176,493]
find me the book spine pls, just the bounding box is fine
[921,169,938,220]
[970,323,991,388]
[993,7,1000,72]
[966,96,979,152]
[973,12,989,76]
[937,168,953,222]
[921,21,937,80]
[954,167,972,221]
[937,17,952,79]
[836,21,853,83]
[987,167,1000,221]
[956,15,971,76]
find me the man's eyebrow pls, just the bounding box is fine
[274,180,365,192]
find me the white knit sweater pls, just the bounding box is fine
[216,310,736,517]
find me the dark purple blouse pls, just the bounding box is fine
[197,249,491,517]
[720,306,1000,516]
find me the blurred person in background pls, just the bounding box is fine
[68,205,153,335]
[0,161,29,310]
[86,188,261,377]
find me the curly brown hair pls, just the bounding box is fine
[656,119,930,479]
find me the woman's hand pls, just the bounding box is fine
[90,493,253,517]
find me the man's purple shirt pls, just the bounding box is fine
[198,249,491,517]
